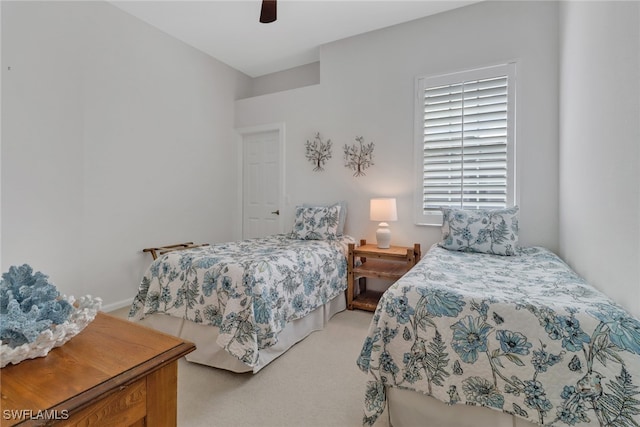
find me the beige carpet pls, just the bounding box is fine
[110,307,389,427]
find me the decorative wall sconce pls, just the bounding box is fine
[344,136,374,177]
[305,132,332,172]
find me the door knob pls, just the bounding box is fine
[271,210,280,215]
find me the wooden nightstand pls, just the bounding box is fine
[347,239,421,311]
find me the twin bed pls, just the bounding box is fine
[358,207,640,427]
[129,205,640,426]
[129,203,351,373]
[129,233,353,373]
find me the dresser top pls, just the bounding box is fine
[0,312,195,426]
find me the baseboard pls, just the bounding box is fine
[101,297,133,313]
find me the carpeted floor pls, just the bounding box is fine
[110,307,389,427]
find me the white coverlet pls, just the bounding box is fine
[130,234,353,369]
[358,245,640,426]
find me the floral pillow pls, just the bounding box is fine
[303,201,347,235]
[290,205,342,240]
[439,206,519,256]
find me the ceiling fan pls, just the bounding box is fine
[260,0,277,23]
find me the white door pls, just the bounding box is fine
[241,129,283,239]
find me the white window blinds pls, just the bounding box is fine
[414,63,516,225]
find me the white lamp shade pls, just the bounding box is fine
[370,198,397,249]
[370,198,398,222]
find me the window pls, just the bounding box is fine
[414,63,516,225]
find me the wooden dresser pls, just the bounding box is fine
[0,312,195,426]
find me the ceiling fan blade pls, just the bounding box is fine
[260,0,277,23]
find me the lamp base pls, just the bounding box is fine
[376,222,391,249]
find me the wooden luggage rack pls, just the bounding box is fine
[143,242,210,260]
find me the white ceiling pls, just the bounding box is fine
[110,0,478,77]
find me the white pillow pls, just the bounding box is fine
[302,201,347,235]
[439,206,519,256]
[291,205,342,240]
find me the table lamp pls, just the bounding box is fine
[370,198,397,249]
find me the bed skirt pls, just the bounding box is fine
[136,293,346,373]
[388,387,537,427]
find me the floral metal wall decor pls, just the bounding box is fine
[344,136,374,177]
[305,132,332,172]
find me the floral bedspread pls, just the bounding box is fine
[130,234,353,367]
[358,245,640,426]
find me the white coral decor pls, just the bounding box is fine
[1,295,102,368]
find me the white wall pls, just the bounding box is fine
[559,1,640,317]
[236,1,560,252]
[1,1,251,310]
[6,0,635,318]
[0,0,3,269]
[248,61,320,98]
